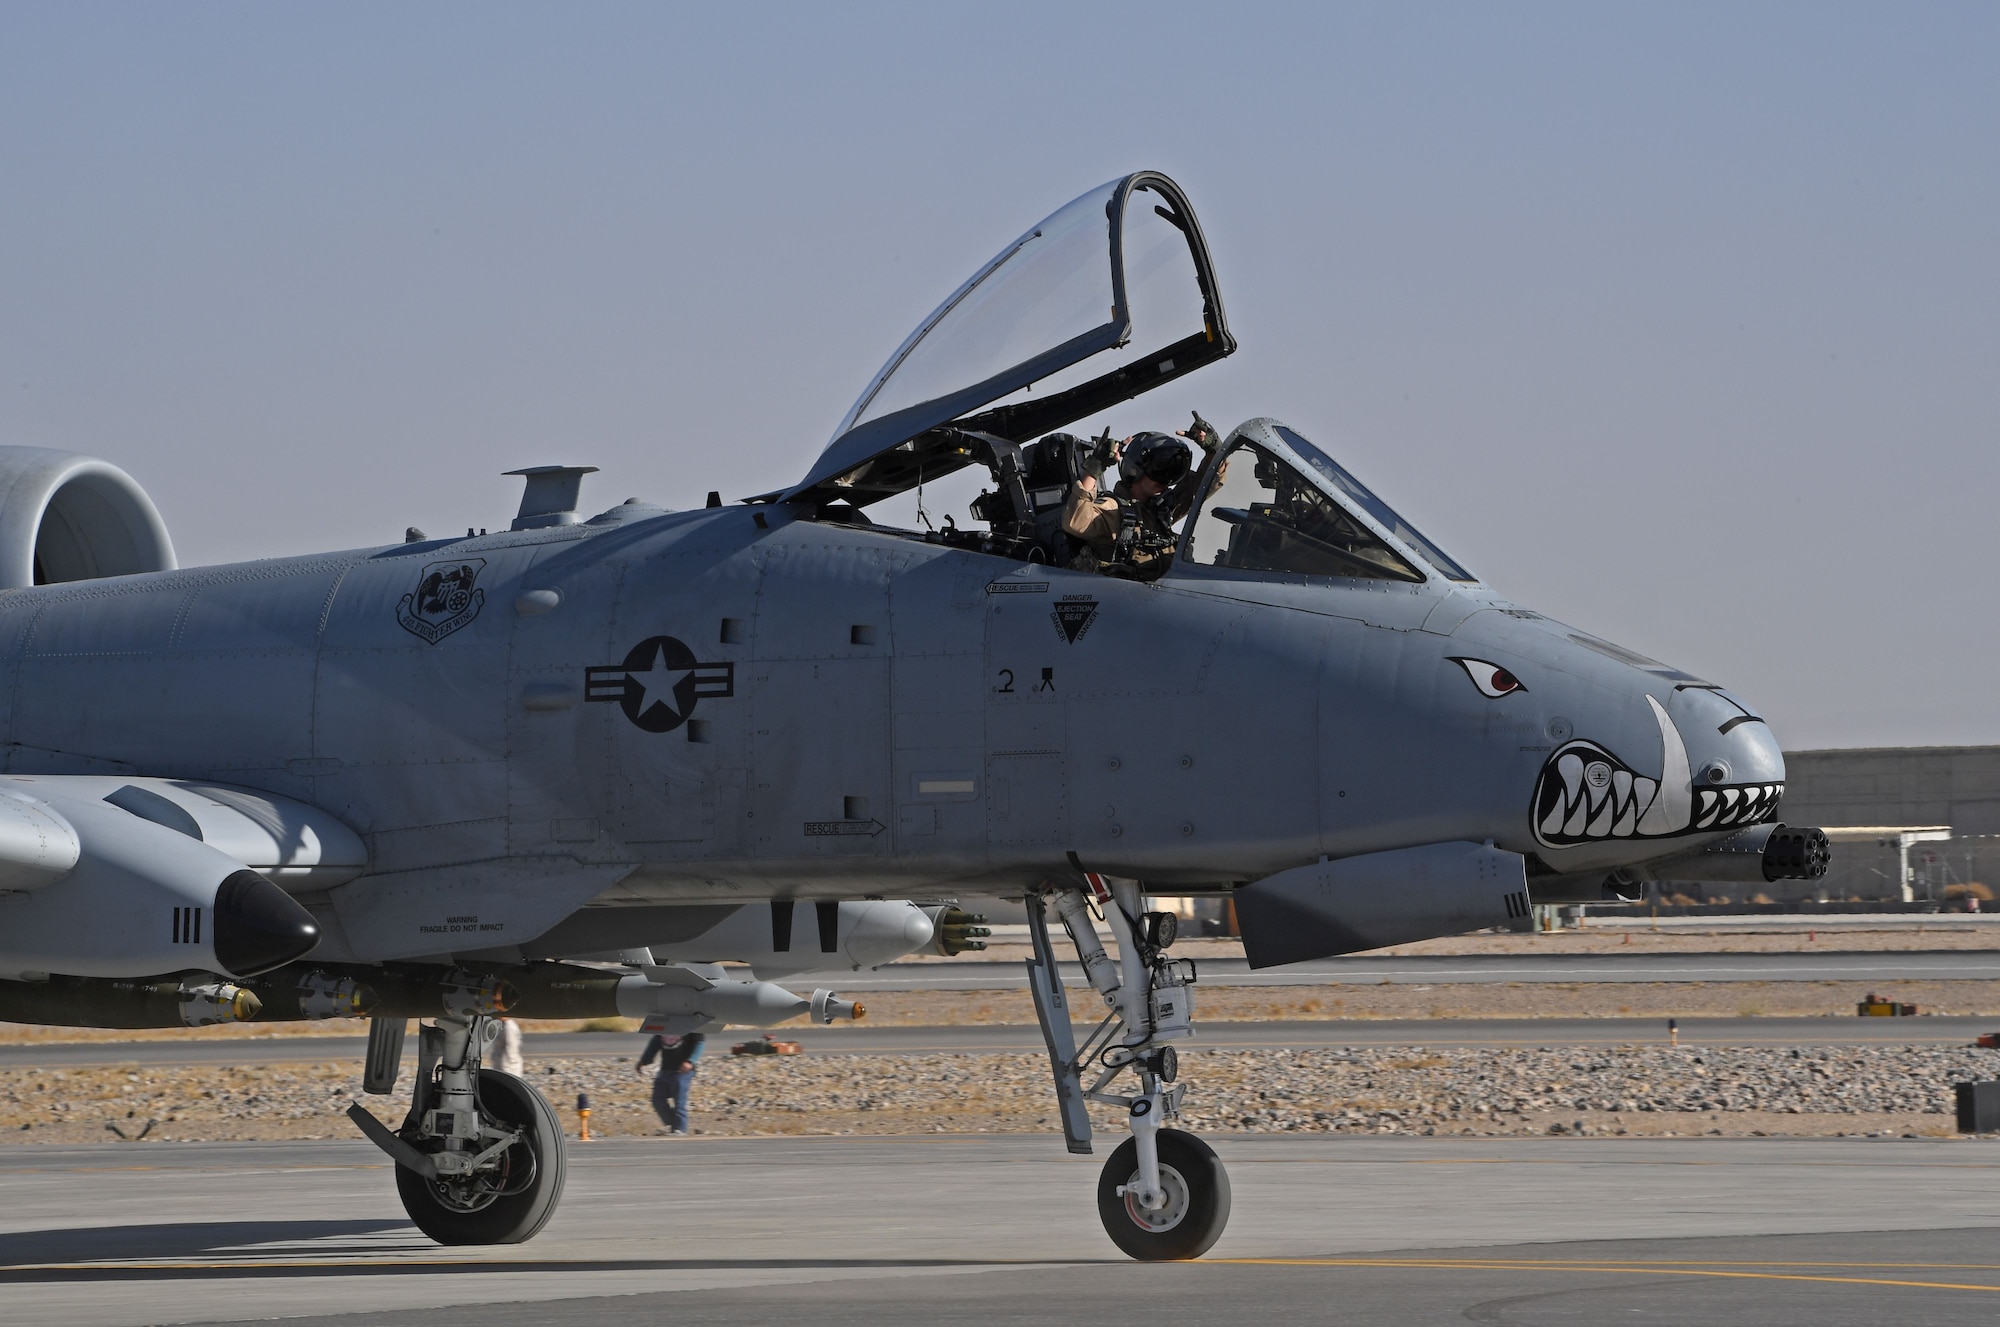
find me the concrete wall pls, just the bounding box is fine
[1780,746,2000,835]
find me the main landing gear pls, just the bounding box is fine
[347,1013,567,1245]
[1026,879,1231,1260]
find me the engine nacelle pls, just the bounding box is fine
[0,790,321,980]
[0,446,175,587]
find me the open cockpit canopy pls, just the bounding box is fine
[783,171,1233,507]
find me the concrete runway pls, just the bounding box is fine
[10,1135,2000,1325]
[6,1014,1997,1068]
[833,948,2000,989]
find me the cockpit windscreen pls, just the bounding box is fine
[1273,427,1477,582]
[1185,442,1425,583]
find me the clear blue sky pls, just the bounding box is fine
[1,3,1993,750]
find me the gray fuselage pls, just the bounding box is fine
[0,494,1784,962]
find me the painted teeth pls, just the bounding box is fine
[1533,737,1786,846]
[1539,746,1665,841]
[1694,783,1784,830]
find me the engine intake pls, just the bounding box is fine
[0,446,174,587]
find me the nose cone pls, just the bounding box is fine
[1668,685,1788,824]
[212,870,321,977]
[1530,683,1789,857]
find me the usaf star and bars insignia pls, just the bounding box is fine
[585,635,734,733]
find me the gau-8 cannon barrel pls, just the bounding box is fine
[1639,823,1833,885]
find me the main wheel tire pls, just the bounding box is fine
[396,1069,568,1245]
[1095,1128,1231,1261]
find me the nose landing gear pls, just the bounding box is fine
[1026,879,1229,1261]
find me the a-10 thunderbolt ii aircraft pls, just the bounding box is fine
[0,170,1827,1258]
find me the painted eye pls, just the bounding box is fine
[1451,657,1526,698]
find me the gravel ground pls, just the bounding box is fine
[7,1042,1998,1147]
[6,978,1999,1046]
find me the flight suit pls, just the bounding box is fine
[1060,436,1220,578]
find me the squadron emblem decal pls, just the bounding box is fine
[396,559,487,644]
[586,635,735,733]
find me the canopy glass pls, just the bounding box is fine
[785,171,1232,506]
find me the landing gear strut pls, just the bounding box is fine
[1026,878,1230,1260]
[348,1013,567,1245]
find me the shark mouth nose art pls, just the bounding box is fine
[1532,696,1783,848]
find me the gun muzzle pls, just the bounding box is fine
[1761,825,1831,881]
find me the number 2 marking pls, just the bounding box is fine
[994,669,1015,693]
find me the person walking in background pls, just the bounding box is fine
[493,1017,524,1076]
[637,1030,704,1134]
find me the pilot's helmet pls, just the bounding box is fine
[1120,432,1192,487]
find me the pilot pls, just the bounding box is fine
[1062,415,1222,577]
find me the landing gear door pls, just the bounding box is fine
[784,171,1235,508]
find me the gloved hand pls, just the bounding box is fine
[1088,428,1119,480]
[1183,411,1222,452]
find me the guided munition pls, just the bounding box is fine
[0,973,260,1028]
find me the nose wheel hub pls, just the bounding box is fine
[1122,1163,1190,1231]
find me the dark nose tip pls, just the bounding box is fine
[212,870,321,976]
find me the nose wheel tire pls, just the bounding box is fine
[395,1069,568,1245]
[1095,1128,1231,1261]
